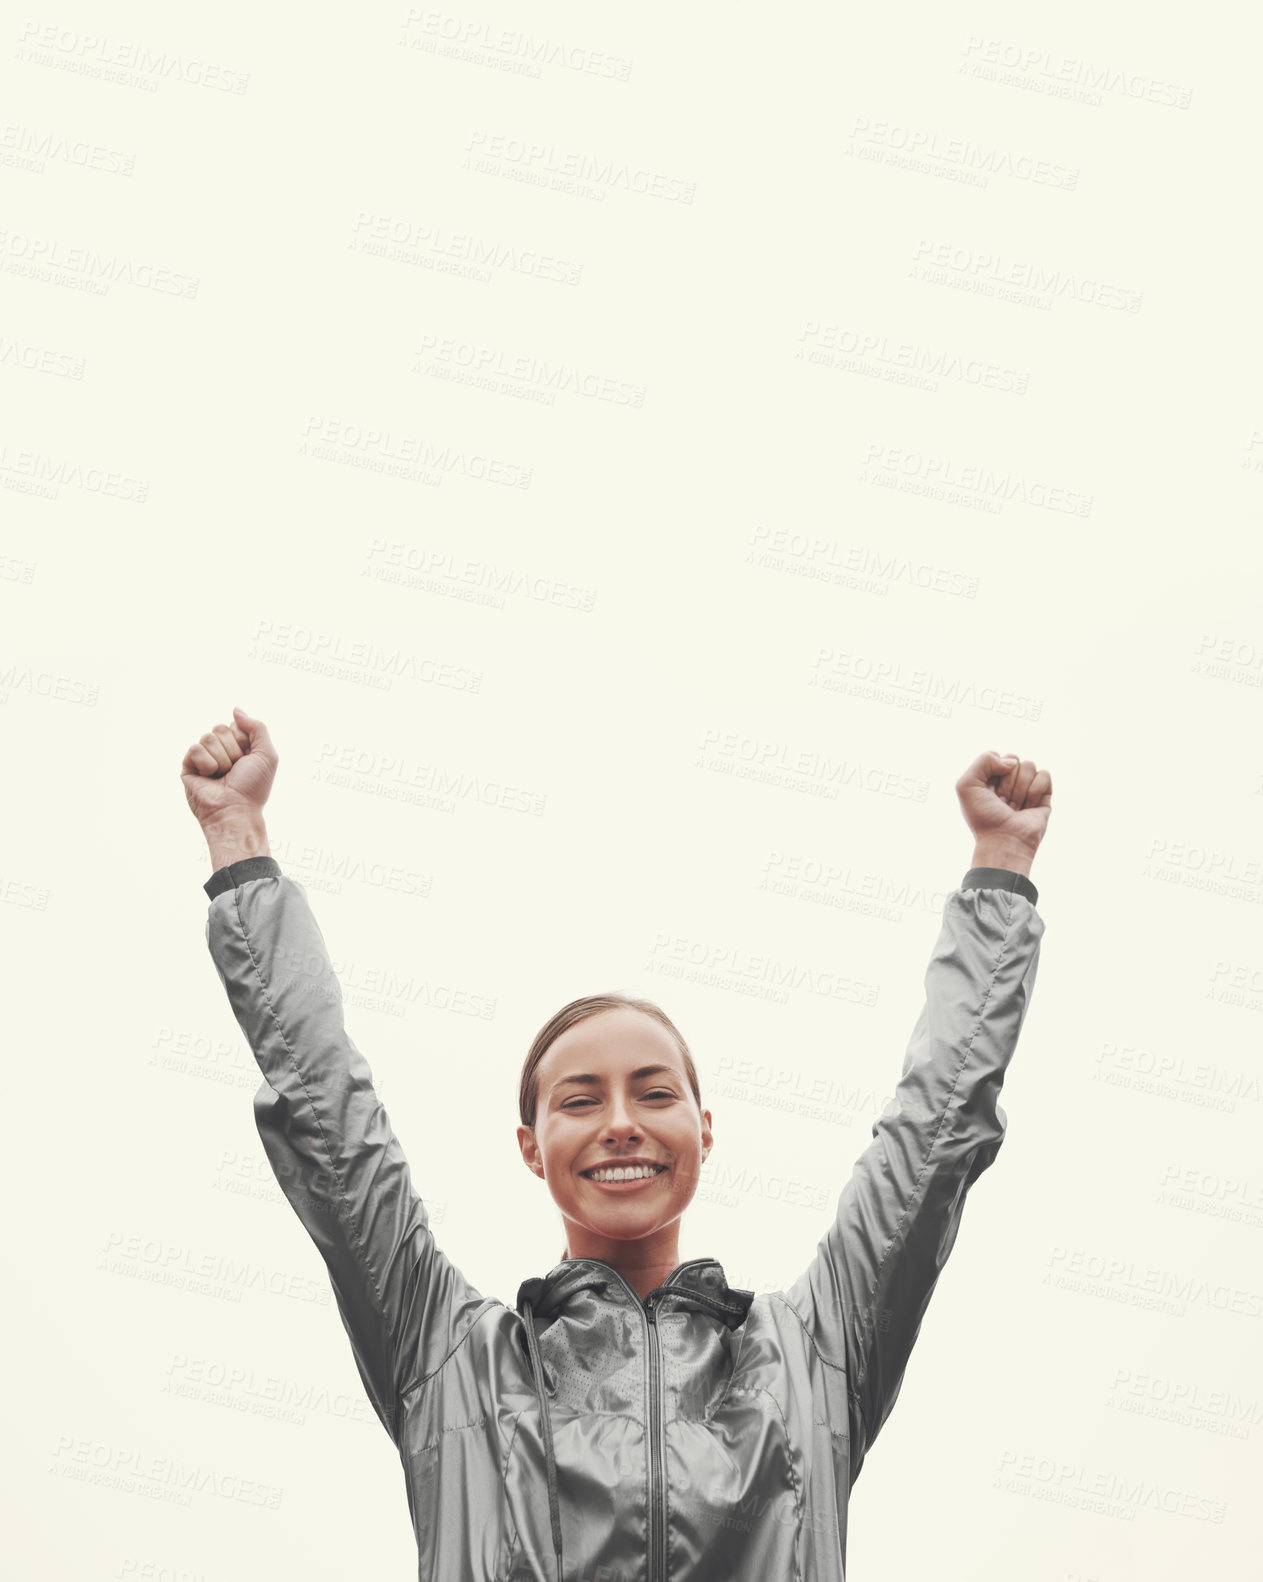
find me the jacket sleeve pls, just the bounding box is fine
[784,867,1045,1485]
[203,859,488,1446]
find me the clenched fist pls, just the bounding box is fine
[180,706,279,828]
[956,750,1052,863]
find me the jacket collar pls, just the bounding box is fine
[516,1256,754,1329]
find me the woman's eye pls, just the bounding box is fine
[562,1091,676,1110]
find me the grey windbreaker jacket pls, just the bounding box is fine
[202,858,1044,1582]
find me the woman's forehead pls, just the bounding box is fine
[539,1010,683,1082]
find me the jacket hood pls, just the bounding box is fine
[516,1255,754,1328]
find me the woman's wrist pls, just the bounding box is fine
[969,840,1035,877]
[202,811,271,872]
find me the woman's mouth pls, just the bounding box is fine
[580,1164,668,1193]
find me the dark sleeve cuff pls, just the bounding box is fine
[204,855,283,900]
[960,866,1038,907]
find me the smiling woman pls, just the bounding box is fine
[516,996,711,1295]
[183,707,1052,1582]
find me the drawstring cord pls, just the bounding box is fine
[522,1299,564,1582]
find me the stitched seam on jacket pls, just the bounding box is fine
[508,1406,656,1429]
[768,1301,873,1434]
[851,886,1014,1394]
[234,885,388,1294]
[702,1321,749,1420]
[397,1300,503,1404]
[233,884,416,1424]
[503,1411,522,1582]
[494,1412,525,1578]
[502,1409,524,1481]
[500,1409,522,1575]
[773,887,1016,1383]
[406,1411,490,1458]
[725,1382,805,1582]
[767,1289,876,1441]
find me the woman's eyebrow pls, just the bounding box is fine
[555,1064,674,1088]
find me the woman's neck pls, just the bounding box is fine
[560,1224,683,1302]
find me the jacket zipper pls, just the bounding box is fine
[580,1259,734,1582]
[591,1261,686,1582]
[646,1295,665,1582]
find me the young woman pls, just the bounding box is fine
[181,706,1050,1582]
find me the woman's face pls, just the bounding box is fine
[518,1008,713,1253]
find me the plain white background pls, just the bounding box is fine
[4,4,1261,1578]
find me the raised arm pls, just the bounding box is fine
[182,708,490,1446]
[784,751,1052,1485]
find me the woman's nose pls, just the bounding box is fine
[602,1099,640,1138]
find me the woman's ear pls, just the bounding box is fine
[518,1124,546,1178]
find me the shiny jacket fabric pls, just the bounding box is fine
[203,860,1044,1581]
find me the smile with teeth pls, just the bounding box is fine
[582,1164,667,1183]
